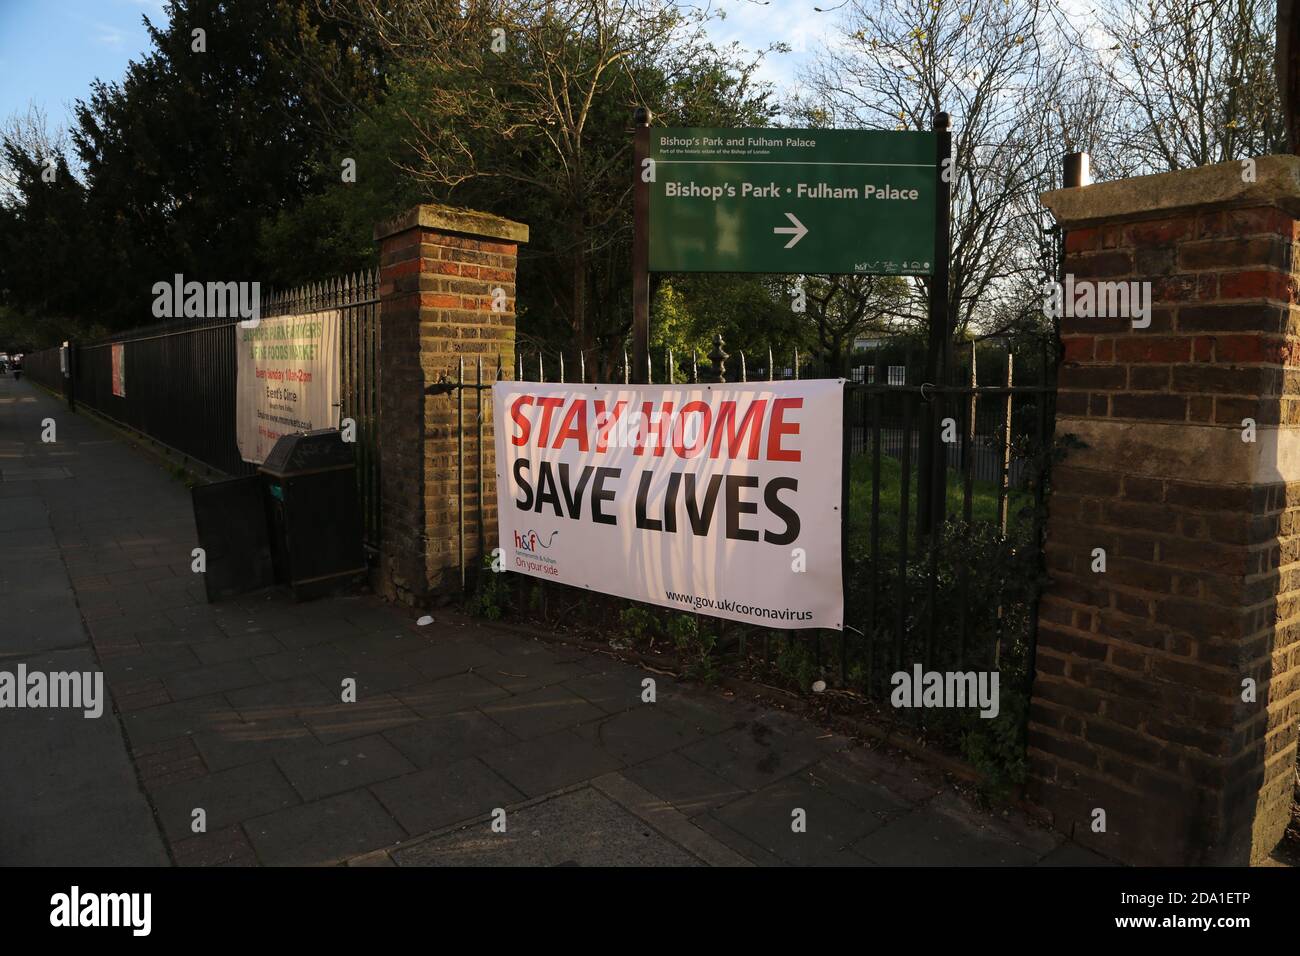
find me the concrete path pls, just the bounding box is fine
[0,376,167,864]
[0,374,1109,866]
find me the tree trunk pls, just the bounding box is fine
[1280,0,1300,153]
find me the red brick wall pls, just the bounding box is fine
[375,206,525,604]
[1032,203,1300,864]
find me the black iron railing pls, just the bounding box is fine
[467,335,1056,720]
[22,271,382,550]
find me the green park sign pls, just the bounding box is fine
[648,127,937,276]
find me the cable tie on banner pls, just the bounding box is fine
[919,382,935,402]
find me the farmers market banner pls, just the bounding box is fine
[493,380,844,630]
[236,310,340,464]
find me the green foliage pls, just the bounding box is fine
[774,636,818,690]
[666,613,697,645]
[959,689,1029,796]
[651,274,801,377]
[326,3,776,369]
[836,436,1062,789]
[0,305,86,352]
[259,65,429,284]
[0,147,90,339]
[668,614,719,684]
[618,605,658,644]
[1,0,385,336]
[465,558,512,620]
[846,449,1035,551]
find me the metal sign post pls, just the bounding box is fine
[919,112,953,538]
[631,107,652,384]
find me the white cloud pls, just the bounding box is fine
[93,23,127,48]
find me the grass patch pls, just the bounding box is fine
[846,451,1033,549]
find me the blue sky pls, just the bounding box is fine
[0,0,833,136]
[0,0,170,129]
[707,0,842,95]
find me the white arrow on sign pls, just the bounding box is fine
[773,212,809,248]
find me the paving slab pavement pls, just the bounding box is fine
[0,375,1113,867]
[0,379,167,865]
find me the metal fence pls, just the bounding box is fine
[454,335,1057,713]
[22,348,62,393]
[22,271,382,550]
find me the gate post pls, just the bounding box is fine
[1031,156,1300,865]
[373,204,528,605]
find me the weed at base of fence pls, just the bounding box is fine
[464,557,512,620]
[910,677,1031,799]
[617,605,658,652]
[773,636,819,691]
[668,614,720,684]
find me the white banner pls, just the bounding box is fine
[494,380,844,630]
[236,310,340,464]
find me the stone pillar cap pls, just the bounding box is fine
[374,202,529,244]
[1041,154,1300,228]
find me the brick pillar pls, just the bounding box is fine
[1031,156,1300,865]
[374,203,528,605]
